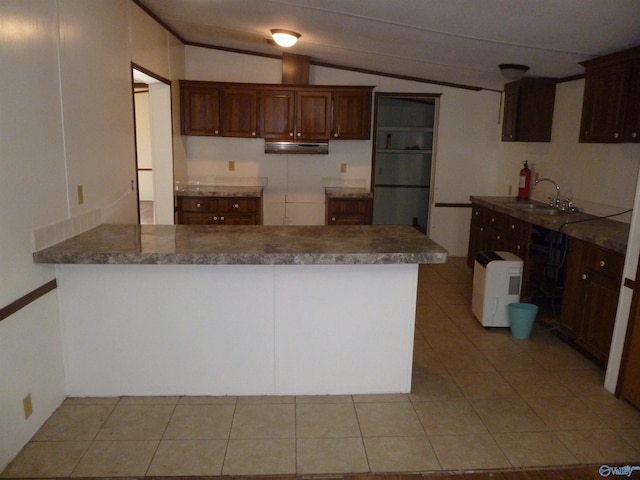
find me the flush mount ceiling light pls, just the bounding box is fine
[270,29,300,47]
[499,64,530,81]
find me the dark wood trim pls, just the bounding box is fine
[556,73,586,84]
[0,279,57,323]
[374,184,430,189]
[131,0,186,43]
[131,62,171,86]
[137,167,153,172]
[312,60,487,92]
[435,202,473,208]
[184,42,492,93]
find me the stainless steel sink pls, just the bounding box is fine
[504,202,561,215]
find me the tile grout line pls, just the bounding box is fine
[143,397,180,477]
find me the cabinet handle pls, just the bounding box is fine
[331,216,336,222]
[334,133,339,138]
[474,210,479,216]
[581,273,588,280]
[220,216,225,221]
[614,132,620,139]
[516,245,521,251]
[213,216,218,220]
[196,203,201,208]
[490,217,495,223]
[297,132,302,137]
[599,260,606,267]
[234,203,240,209]
[633,132,638,139]
[214,130,219,135]
[252,131,256,136]
[496,235,501,240]
[289,132,294,137]
[479,227,484,232]
[510,224,515,229]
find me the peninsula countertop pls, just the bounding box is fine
[471,196,630,254]
[33,224,448,265]
[175,185,263,197]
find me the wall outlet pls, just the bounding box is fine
[340,163,347,173]
[228,161,235,171]
[23,393,33,420]
[77,185,84,205]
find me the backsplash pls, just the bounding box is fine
[32,208,102,252]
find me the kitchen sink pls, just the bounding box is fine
[504,202,561,215]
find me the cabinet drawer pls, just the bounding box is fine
[328,199,370,214]
[486,210,507,231]
[180,197,214,212]
[217,197,257,213]
[583,245,624,280]
[506,216,531,239]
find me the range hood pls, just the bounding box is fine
[264,141,329,155]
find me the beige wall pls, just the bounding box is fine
[0,0,184,470]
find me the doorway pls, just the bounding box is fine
[132,65,174,225]
[371,94,438,232]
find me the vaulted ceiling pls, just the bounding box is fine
[138,0,640,91]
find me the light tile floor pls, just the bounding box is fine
[3,257,640,477]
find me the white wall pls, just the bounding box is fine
[494,80,640,218]
[0,0,184,470]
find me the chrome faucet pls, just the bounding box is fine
[534,178,560,207]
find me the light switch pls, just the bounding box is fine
[340,163,347,173]
[228,161,235,171]
[77,185,84,205]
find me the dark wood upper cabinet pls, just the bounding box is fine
[181,81,374,141]
[331,90,373,139]
[295,90,332,140]
[259,90,295,139]
[180,81,221,136]
[222,88,257,137]
[579,45,640,143]
[501,78,556,142]
[260,89,331,141]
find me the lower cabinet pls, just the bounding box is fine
[560,238,624,364]
[177,196,262,225]
[467,204,532,299]
[326,196,373,225]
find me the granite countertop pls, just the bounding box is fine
[176,186,263,197]
[471,196,630,254]
[33,224,448,265]
[325,187,373,199]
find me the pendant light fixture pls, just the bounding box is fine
[271,29,301,47]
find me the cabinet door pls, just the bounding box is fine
[501,84,519,141]
[222,88,257,137]
[331,90,372,139]
[181,85,221,136]
[579,62,629,143]
[577,270,620,363]
[296,91,332,140]
[620,280,640,408]
[259,90,295,139]
[326,198,372,225]
[623,59,640,142]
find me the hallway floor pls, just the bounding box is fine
[3,257,640,478]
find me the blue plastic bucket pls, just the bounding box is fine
[508,303,539,339]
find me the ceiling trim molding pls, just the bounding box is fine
[132,0,187,43]
[185,41,491,92]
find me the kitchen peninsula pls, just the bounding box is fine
[34,224,447,396]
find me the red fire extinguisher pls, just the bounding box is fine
[517,161,531,199]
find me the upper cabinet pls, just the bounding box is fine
[259,89,331,141]
[181,81,373,141]
[222,88,257,138]
[331,90,373,139]
[501,78,556,142]
[180,81,221,136]
[579,45,640,143]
